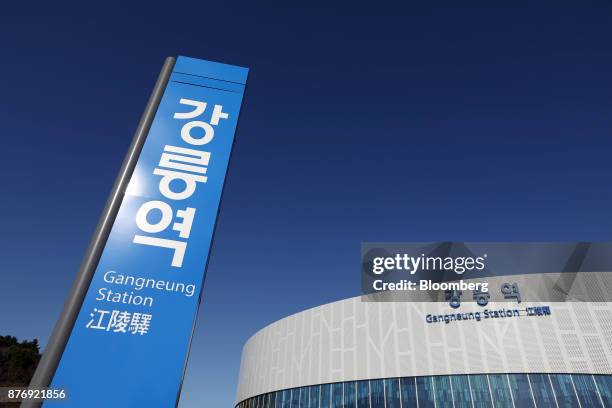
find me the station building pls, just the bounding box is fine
[235,272,612,407]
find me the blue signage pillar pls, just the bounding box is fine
[29,56,248,407]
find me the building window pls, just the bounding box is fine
[487,374,513,408]
[450,375,473,408]
[384,378,400,408]
[573,374,602,407]
[237,373,612,408]
[400,377,417,407]
[343,381,355,408]
[529,374,557,407]
[468,375,492,408]
[433,375,453,408]
[508,374,535,408]
[550,374,580,407]
[320,383,331,408]
[370,379,384,408]
[308,385,320,408]
[356,380,369,408]
[416,376,435,408]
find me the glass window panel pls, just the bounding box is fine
[309,385,320,408]
[384,378,401,408]
[321,384,331,408]
[572,374,603,407]
[468,375,492,408]
[400,377,417,408]
[273,391,279,408]
[356,380,369,408]
[507,374,535,408]
[370,379,385,408]
[343,381,356,408]
[594,375,612,407]
[298,387,309,408]
[332,383,343,407]
[235,376,612,408]
[416,376,435,408]
[488,374,513,408]
[263,392,269,408]
[549,374,579,407]
[528,374,557,408]
[280,389,291,408]
[450,375,473,408]
[290,388,300,408]
[433,376,453,408]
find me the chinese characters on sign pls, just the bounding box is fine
[85,308,152,335]
[526,306,551,316]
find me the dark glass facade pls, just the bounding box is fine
[236,374,612,408]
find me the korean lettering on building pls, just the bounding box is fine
[445,282,522,309]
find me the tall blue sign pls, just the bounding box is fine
[47,57,248,406]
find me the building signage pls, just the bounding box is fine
[425,281,552,325]
[425,305,552,325]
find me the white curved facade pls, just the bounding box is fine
[235,273,612,405]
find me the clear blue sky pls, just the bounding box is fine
[1,2,612,407]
